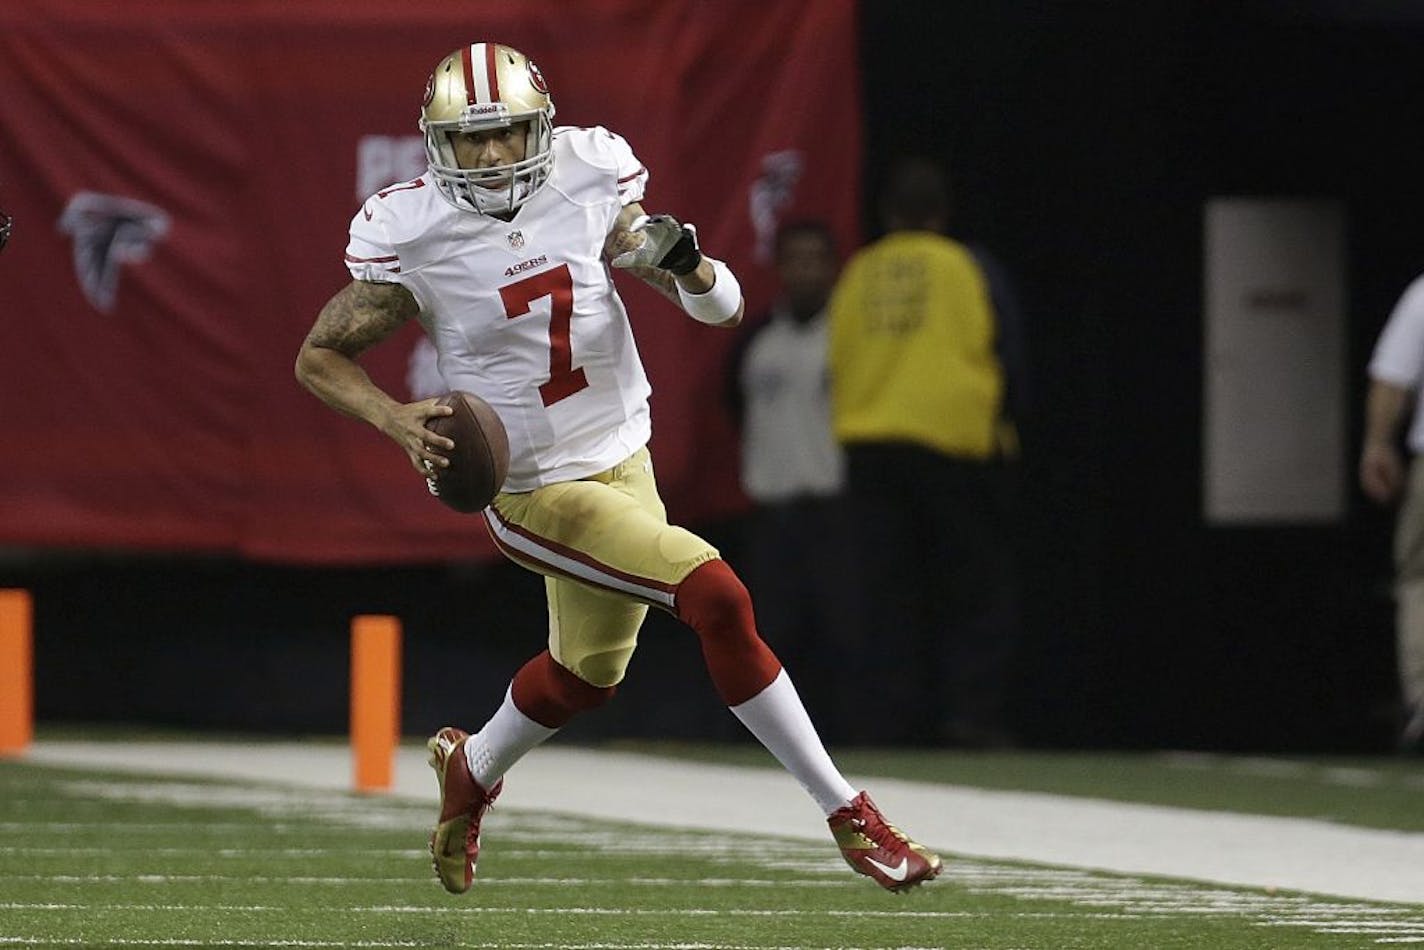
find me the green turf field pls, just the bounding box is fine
[617,741,1424,833]
[2,756,1423,949]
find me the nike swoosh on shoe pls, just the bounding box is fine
[866,856,909,882]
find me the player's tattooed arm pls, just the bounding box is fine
[605,202,682,306]
[625,262,680,302]
[305,280,419,357]
[295,280,454,474]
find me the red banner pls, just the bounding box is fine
[0,0,861,563]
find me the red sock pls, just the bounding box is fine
[675,559,782,705]
[509,650,616,728]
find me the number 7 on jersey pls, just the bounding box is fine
[499,264,589,407]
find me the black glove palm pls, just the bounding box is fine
[610,214,703,276]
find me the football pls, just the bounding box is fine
[423,391,510,513]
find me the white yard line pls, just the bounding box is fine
[20,740,1424,905]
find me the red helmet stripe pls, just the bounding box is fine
[460,45,477,105]
[485,44,501,102]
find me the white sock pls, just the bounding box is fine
[730,669,857,815]
[462,686,558,790]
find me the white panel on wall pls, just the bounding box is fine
[1203,198,1346,524]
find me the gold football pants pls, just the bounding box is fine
[484,447,719,687]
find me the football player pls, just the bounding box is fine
[294,42,941,893]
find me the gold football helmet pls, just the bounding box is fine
[420,43,556,215]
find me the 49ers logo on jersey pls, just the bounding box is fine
[504,254,548,277]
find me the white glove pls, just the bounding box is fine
[610,214,703,275]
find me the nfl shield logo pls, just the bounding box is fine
[507,230,525,249]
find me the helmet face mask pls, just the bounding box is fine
[421,44,556,215]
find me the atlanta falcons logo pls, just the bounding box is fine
[57,192,170,313]
[749,150,804,265]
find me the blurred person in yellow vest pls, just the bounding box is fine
[828,156,1029,748]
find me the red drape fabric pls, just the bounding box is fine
[0,0,861,563]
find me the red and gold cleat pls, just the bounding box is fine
[828,791,943,892]
[426,726,502,894]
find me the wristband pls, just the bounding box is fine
[675,258,742,325]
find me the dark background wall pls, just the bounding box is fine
[858,0,1424,751]
[8,1,1424,751]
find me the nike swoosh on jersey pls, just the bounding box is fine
[865,856,909,881]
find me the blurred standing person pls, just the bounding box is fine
[1360,273,1424,754]
[728,221,857,739]
[828,157,1029,748]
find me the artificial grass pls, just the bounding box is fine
[3,758,1422,949]
[611,741,1424,833]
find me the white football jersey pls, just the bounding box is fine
[345,126,652,492]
